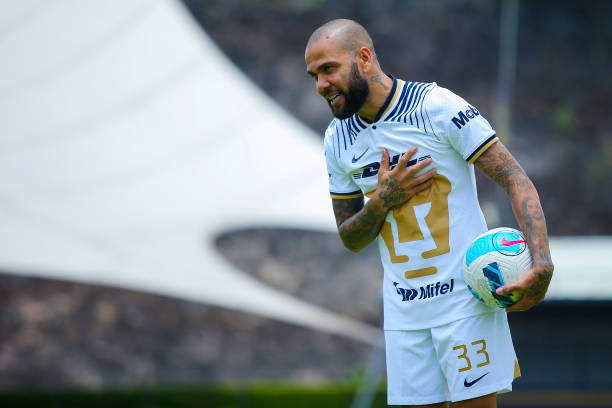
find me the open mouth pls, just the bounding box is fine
[326,92,343,107]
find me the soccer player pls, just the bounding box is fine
[305,19,554,408]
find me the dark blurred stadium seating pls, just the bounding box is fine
[0,1,610,406]
[185,0,612,235]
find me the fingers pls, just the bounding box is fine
[396,152,433,177]
[404,170,436,196]
[387,146,433,175]
[496,283,520,296]
[496,281,528,312]
[497,272,542,312]
[409,158,433,178]
[496,272,531,295]
[505,295,538,312]
[376,147,437,208]
[380,149,390,173]
[504,300,528,312]
[397,146,417,167]
[411,167,437,185]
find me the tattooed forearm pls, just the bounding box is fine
[475,141,553,301]
[332,196,364,227]
[332,195,388,252]
[519,197,554,268]
[370,74,389,91]
[521,198,545,233]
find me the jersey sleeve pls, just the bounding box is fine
[425,86,498,163]
[323,126,363,199]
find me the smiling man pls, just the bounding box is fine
[305,19,553,408]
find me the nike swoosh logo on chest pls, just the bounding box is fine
[352,148,369,163]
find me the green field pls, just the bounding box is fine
[2,383,612,408]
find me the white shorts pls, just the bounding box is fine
[385,310,520,405]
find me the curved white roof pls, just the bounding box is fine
[0,0,381,346]
[0,1,608,350]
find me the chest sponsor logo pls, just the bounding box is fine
[451,106,480,129]
[393,279,454,302]
[352,153,431,180]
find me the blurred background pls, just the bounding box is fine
[0,0,611,407]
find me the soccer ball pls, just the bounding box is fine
[462,227,533,308]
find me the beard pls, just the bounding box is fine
[329,63,370,119]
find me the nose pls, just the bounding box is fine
[316,75,330,95]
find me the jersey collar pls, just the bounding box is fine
[359,74,399,124]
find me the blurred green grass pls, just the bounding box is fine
[0,382,387,408]
[2,382,612,407]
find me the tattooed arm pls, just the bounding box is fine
[332,147,436,252]
[475,140,554,311]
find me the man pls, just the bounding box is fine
[305,19,554,407]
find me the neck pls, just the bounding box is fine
[357,72,394,122]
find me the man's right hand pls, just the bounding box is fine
[333,147,436,252]
[374,147,437,211]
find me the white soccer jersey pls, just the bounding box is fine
[324,76,498,330]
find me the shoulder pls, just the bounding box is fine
[424,85,484,134]
[323,119,339,151]
[323,118,345,163]
[423,85,467,117]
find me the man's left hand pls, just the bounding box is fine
[496,266,553,312]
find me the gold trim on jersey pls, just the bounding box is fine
[514,359,521,379]
[330,192,363,199]
[467,135,499,164]
[405,267,437,279]
[358,77,402,124]
[379,79,403,119]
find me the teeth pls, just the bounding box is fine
[328,94,339,102]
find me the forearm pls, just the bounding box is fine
[507,177,554,272]
[475,141,553,270]
[503,174,555,304]
[337,196,388,252]
[475,141,554,309]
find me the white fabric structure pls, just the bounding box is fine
[0,0,382,346]
[0,0,609,352]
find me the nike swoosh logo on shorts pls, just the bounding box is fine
[501,237,526,247]
[351,148,369,163]
[464,372,489,387]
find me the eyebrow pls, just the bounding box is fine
[306,61,338,77]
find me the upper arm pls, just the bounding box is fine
[331,195,364,228]
[474,140,530,192]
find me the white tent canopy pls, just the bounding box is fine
[0,0,382,346]
[0,0,609,350]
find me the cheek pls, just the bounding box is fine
[327,77,346,93]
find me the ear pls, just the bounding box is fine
[356,46,374,73]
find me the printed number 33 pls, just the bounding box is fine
[380,174,451,279]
